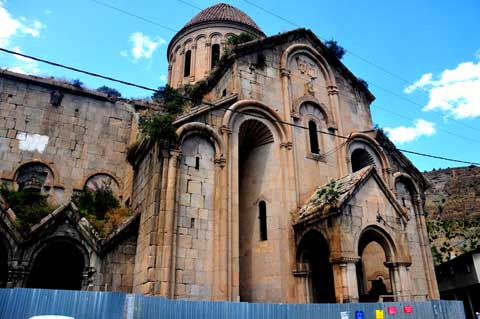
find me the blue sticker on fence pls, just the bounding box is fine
[355,310,364,319]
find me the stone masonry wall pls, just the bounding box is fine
[0,72,135,204]
[175,135,215,300]
[100,231,138,293]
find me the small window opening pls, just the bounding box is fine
[308,120,320,154]
[402,197,406,207]
[259,201,267,241]
[195,157,200,169]
[190,218,195,228]
[211,44,220,69]
[222,89,227,97]
[184,50,192,77]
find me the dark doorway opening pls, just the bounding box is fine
[297,231,336,303]
[27,240,85,290]
[0,239,8,287]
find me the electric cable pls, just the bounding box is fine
[1,47,479,166]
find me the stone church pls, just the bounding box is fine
[0,3,439,303]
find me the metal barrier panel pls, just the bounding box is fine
[0,288,466,319]
[0,288,126,319]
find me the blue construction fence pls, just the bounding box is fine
[0,288,466,319]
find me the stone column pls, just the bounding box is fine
[293,270,312,304]
[159,149,181,297]
[205,40,211,76]
[386,261,411,301]
[189,44,196,83]
[331,256,360,303]
[327,85,347,177]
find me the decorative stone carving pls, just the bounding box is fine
[50,90,64,107]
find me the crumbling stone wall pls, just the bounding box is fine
[0,72,135,205]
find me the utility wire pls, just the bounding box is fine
[238,0,480,133]
[88,0,178,33]
[1,47,479,166]
[88,0,479,135]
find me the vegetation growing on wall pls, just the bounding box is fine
[72,186,130,237]
[427,218,480,264]
[324,39,346,60]
[0,184,55,232]
[226,32,257,46]
[96,85,122,98]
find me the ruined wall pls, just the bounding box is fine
[100,231,138,293]
[131,144,163,294]
[0,72,135,204]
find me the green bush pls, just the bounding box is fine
[227,32,257,46]
[324,39,346,59]
[139,113,178,147]
[72,187,120,221]
[0,184,54,232]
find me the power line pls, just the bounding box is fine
[88,0,177,33]
[238,0,480,133]
[1,47,479,166]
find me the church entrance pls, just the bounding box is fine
[0,238,8,287]
[357,228,393,302]
[297,231,336,303]
[27,240,86,290]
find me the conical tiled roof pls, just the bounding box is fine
[182,3,263,34]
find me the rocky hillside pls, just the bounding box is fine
[423,165,480,265]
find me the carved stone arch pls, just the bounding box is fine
[393,172,420,196]
[295,96,336,129]
[224,32,236,41]
[83,172,121,195]
[177,122,224,158]
[356,224,397,262]
[281,44,336,87]
[14,161,56,191]
[195,34,207,43]
[209,32,223,41]
[0,233,12,287]
[347,133,391,175]
[182,37,193,49]
[222,99,287,144]
[26,236,90,290]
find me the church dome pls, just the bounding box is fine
[181,3,264,35]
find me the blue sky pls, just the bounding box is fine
[1,0,479,171]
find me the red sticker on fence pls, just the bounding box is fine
[404,305,413,314]
[388,307,397,315]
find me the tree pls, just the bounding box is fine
[324,39,346,60]
[97,85,122,98]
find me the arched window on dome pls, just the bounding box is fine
[308,120,320,154]
[184,50,192,77]
[211,44,220,69]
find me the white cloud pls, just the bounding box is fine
[123,32,166,61]
[475,49,480,60]
[159,75,167,83]
[44,9,52,15]
[384,119,436,144]
[0,2,45,47]
[404,56,480,119]
[5,46,40,74]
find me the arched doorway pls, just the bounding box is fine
[297,231,336,303]
[238,119,275,302]
[27,240,86,290]
[357,227,394,302]
[0,238,9,287]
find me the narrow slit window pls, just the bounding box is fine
[308,120,320,154]
[184,50,192,77]
[211,44,220,69]
[195,157,200,169]
[259,201,267,241]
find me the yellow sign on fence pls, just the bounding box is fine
[375,309,384,319]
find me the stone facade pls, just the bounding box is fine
[0,3,439,304]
